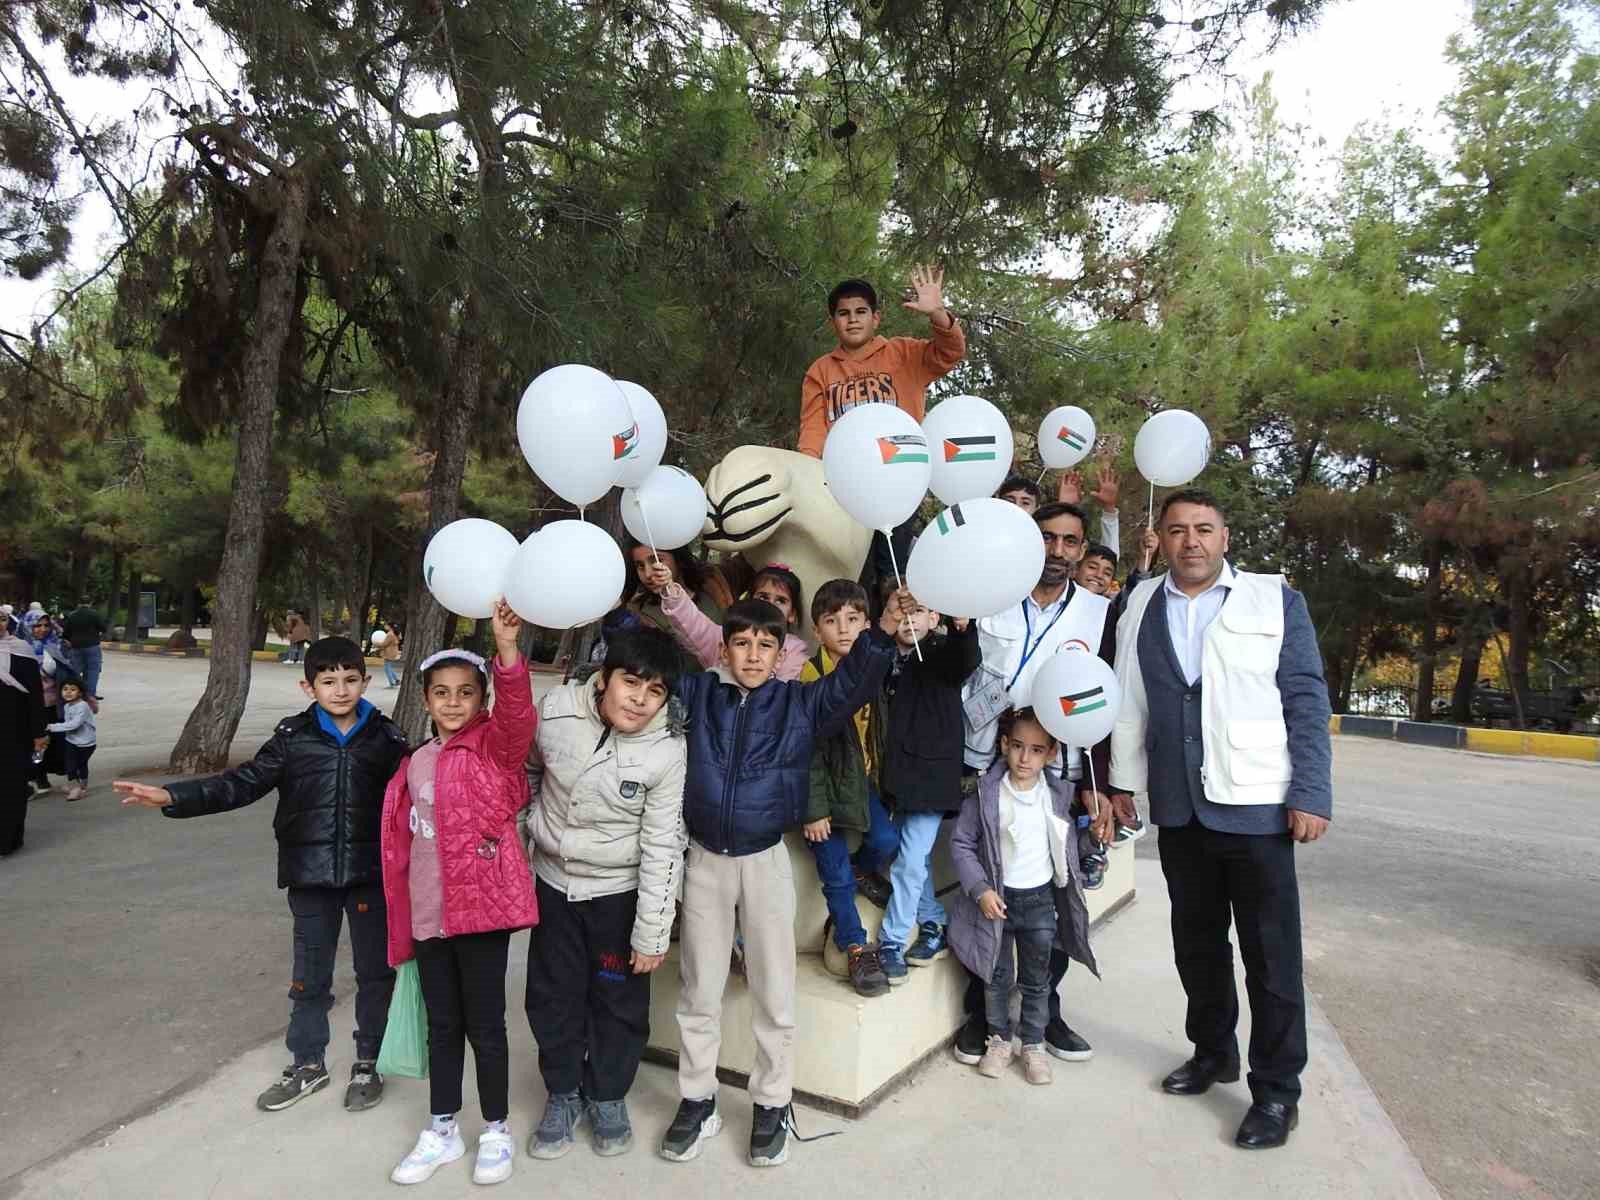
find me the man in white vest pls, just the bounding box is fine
[1107,489,1332,1150]
[951,500,1116,1067]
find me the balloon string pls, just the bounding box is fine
[1036,466,1047,487]
[884,527,922,663]
[1087,755,1103,832]
[637,500,661,566]
[1147,481,1155,531]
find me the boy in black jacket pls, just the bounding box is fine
[873,585,981,982]
[115,637,409,1114]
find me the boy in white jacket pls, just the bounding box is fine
[521,627,687,1161]
[48,677,96,800]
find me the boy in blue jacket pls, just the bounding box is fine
[659,595,900,1169]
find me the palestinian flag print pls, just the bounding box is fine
[613,423,640,460]
[933,504,968,536]
[1058,686,1107,717]
[943,434,998,462]
[877,433,930,465]
[1057,425,1088,452]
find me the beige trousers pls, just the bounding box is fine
[675,839,797,1108]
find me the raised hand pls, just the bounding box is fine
[491,599,522,666]
[643,561,674,596]
[1057,470,1084,505]
[114,780,172,809]
[1091,463,1121,510]
[901,263,947,317]
[1138,527,1160,572]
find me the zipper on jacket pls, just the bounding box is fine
[720,691,749,853]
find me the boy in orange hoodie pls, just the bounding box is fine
[797,265,966,458]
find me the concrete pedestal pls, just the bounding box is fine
[644,825,1137,1115]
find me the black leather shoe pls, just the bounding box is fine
[1160,1054,1241,1095]
[1235,1101,1298,1149]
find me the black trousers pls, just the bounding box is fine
[524,878,651,1102]
[414,929,513,1121]
[963,946,1072,1026]
[0,746,28,855]
[1157,821,1306,1105]
[62,742,95,783]
[285,883,394,1065]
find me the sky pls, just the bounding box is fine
[0,0,1475,330]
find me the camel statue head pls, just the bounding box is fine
[702,445,874,634]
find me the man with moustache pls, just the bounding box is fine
[1105,489,1331,1150]
[951,501,1115,1067]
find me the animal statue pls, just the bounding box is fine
[701,446,874,638]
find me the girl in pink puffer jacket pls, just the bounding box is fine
[381,601,538,1188]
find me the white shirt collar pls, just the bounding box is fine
[1163,560,1235,601]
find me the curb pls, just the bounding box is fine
[1331,713,1599,762]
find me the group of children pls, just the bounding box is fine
[113,270,1135,1184]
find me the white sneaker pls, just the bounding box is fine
[472,1128,514,1185]
[391,1127,466,1185]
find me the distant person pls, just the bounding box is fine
[114,637,410,1117]
[46,677,96,801]
[0,618,48,856]
[284,610,312,665]
[61,599,106,700]
[1106,489,1333,1151]
[379,626,403,689]
[623,542,734,638]
[22,613,67,791]
[380,604,539,1187]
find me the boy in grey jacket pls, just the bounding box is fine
[521,628,687,1161]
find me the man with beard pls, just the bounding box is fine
[952,501,1115,1067]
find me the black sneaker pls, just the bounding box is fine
[952,1014,987,1065]
[587,1097,633,1157]
[256,1062,330,1111]
[1081,852,1107,890]
[343,1060,384,1111]
[1044,1019,1094,1062]
[1114,818,1146,844]
[749,1103,790,1167]
[529,1089,583,1159]
[852,870,892,908]
[659,1096,721,1162]
[845,943,890,998]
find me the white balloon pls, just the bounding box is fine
[1038,405,1097,469]
[423,518,519,619]
[906,497,1045,619]
[370,629,389,646]
[613,381,669,488]
[516,364,632,507]
[922,394,1015,505]
[1134,409,1211,488]
[621,465,707,550]
[1029,648,1121,747]
[503,521,626,630]
[821,404,931,531]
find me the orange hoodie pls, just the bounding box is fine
[797,320,967,458]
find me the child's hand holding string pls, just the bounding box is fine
[491,600,521,667]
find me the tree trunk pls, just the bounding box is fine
[1451,625,1485,724]
[124,565,140,638]
[107,548,124,625]
[1505,566,1532,726]
[1413,538,1443,721]
[68,547,92,608]
[393,306,483,744]
[349,524,374,648]
[309,567,323,642]
[179,583,197,637]
[169,168,310,773]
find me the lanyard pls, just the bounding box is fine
[1007,583,1074,691]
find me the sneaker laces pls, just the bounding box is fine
[778,1103,841,1146]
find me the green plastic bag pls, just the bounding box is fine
[377,959,429,1079]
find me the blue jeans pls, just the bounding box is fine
[808,788,898,950]
[68,644,103,697]
[985,883,1057,1045]
[880,810,948,949]
[383,660,400,687]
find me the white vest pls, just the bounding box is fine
[1109,570,1293,807]
[963,585,1111,770]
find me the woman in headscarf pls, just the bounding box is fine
[1,615,48,856]
[22,612,67,790]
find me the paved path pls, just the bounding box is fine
[2,654,1593,1197]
